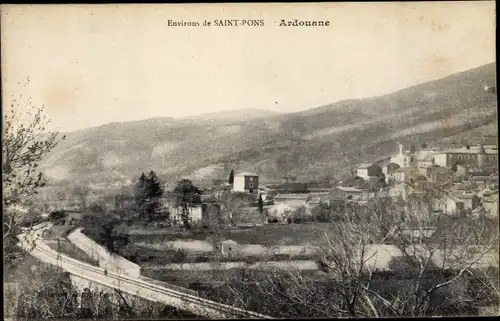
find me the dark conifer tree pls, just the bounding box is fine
[134,171,164,221]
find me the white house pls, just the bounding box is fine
[233,172,259,193]
[356,164,382,180]
[433,194,463,215]
[169,205,203,226]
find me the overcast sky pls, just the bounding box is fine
[1,2,495,132]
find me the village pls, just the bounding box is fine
[154,139,499,228]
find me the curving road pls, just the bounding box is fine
[18,223,272,319]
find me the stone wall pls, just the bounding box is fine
[67,228,141,277]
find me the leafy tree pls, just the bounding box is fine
[134,171,164,221]
[3,89,64,269]
[291,205,308,223]
[258,194,265,223]
[258,194,264,213]
[312,200,346,222]
[219,190,253,226]
[88,203,105,214]
[229,169,235,185]
[173,179,202,229]
[81,214,128,253]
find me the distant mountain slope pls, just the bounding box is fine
[40,63,497,190]
[179,108,281,123]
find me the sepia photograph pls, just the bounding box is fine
[2,2,498,319]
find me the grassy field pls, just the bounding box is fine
[128,223,332,246]
[121,242,315,266]
[142,266,326,289]
[121,223,331,266]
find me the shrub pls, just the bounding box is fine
[249,232,259,244]
[194,255,210,263]
[48,210,67,223]
[274,253,291,261]
[171,249,188,263]
[244,256,259,265]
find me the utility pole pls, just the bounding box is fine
[57,238,63,273]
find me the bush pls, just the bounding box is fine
[249,232,259,244]
[81,214,129,253]
[194,255,210,263]
[171,249,188,263]
[244,256,260,265]
[48,210,67,223]
[273,253,291,261]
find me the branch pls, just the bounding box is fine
[429,244,497,294]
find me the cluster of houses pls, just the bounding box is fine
[334,142,498,217]
[164,140,498,226]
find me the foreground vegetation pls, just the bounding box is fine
[5,256,202,320]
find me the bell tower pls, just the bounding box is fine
[477,144,487,169]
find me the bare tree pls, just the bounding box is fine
[195,195,499,318]
[71,185,90,209]
[311,195,499,317]
[3,88,64,269]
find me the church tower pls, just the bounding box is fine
[477,144,487,169]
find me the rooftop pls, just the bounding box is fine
[358,163,376,169]
[471,175,499,181]
[309,192,330,197]
[418,153,436,162]
[453,192,479,200]
[477,188,496,197]
[484,194,499,202]
[393,167,416,174]
[472,206,485,214]
[235,171,258,177]
[274,193,310,200]
[452,182,478,191]
[335,186,363,192]
[436,147,497,155]
[374,157,392,166]
[427,166,452,175]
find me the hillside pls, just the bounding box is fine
[178,108,281,123]
[39,63,497,193]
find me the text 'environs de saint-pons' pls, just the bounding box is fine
[166,19,331,27]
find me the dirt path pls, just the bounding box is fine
[143,260,319,271]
